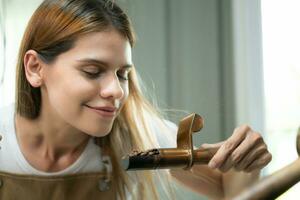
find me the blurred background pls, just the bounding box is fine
[0,0,300,199]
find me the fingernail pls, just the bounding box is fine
[209,161,217,169]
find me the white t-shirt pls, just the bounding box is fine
[0,104,177,176]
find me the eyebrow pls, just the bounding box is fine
[77,58,133,69]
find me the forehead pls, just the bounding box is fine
[58,30,133,66]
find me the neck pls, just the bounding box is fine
[15,108,90,162]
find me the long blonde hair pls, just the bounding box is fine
[16,0,174,199]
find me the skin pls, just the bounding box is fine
[15,30,132,172]
[171,125,272,199]
[15,29,272,199]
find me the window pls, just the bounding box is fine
[0,0,42,108]
[262,1,300,199]
[0,0,6,100]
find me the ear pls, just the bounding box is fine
[24,50,45,88]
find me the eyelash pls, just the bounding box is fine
[118,70,129,81]
[83,71,129,81]
[83,71,102,79]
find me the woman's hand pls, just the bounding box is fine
[202,125,272,173]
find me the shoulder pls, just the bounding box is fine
[0,103,16,170]
[0,103,15,136]
[151,119,178,148]
[0,102,15,139]
[0,103,15,116]
[163,119,178,132]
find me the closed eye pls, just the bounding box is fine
[117,69,131,81]
[82,70,102,79]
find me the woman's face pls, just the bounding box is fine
[41,30,132,137]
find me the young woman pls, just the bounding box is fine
[0,0,272,199]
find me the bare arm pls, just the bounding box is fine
[170,165,223,200]
[170,125,271,199]
[171,166,259,199]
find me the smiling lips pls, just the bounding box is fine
[85,105,117,118]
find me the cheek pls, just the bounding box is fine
[53,73,94,98]
[44,70,129,136]
[45,71,97,115]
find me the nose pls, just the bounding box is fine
[99,72,124,100]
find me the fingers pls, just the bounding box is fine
[234,142,268,171]
[206,125,272,173]
[220,131,264,172]
[208,125,249,169]
[201,141,224,149]
[244,152,272,172]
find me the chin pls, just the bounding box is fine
[87,127,113,138]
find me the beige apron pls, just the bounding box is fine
[0,137,116,199]
[0,171,116,200]
[0,128,117,200]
